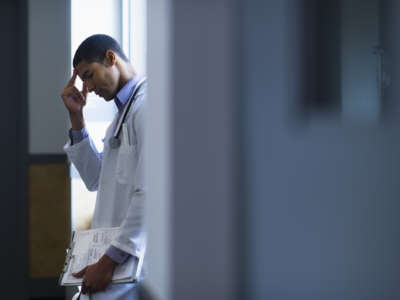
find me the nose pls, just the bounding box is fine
[85,81,95,93]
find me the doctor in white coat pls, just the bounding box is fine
[61,34,146,300]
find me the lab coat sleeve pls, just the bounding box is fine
[111,101,146,257]
[64,136,103,192]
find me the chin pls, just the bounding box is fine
[103,94,114,101]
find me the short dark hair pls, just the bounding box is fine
[73,34,129,68]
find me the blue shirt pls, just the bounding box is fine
[114,77,138,111]
[69,77,139,264]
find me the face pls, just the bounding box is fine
[76,53,119,101]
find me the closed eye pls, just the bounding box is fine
[82,71,93,80]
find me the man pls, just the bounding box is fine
[61,34,146,300]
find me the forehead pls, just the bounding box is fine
[75,60,101,79]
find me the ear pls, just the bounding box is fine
[104,50,117,66]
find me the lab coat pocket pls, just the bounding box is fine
[115,144,137,185]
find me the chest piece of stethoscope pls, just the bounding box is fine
[109,136,121,149]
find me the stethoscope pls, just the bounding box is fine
[109,78,146,149]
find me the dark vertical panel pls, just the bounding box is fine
[17,0,29,298]
[0,0,27,299]
[315,0,341,110]
[298,0,341,115]
[380,0,396,118]
[18,0,29,298]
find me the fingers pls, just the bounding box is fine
[67,86,85,103]
[72,266,87,278]
[74,266,90,294]
[67,69,78,87]
[81,280,103,294]
[81,281,90,295]
[74,88,85,102]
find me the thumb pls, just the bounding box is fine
[72,266,87,278]
[82,82,88,99]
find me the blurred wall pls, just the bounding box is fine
[146,0,172,298]
[146,0,239,299]
[145,0,400,299]
[170,0,238,298]
[28,0,70,154]
[244,1,400,299]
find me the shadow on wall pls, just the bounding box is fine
[289,0,391,126]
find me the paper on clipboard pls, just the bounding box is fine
[59,227,142,286]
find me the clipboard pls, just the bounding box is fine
[59,227,145,286]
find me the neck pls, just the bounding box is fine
[118,61,137,89]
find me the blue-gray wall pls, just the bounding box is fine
[244,1,400,299]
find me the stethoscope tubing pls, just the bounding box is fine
[109,78,146,149]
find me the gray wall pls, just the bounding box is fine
[171,0,238,298]
[146,0,239,299]
[244,1,400,299]
[28,0,70,154]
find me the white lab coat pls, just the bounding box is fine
[64,83,147,300]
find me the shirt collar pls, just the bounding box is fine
[114,77,138,112]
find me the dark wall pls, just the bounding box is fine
[0,0,28,299]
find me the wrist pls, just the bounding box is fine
[101,254,118,270]
[69,112,85,130]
